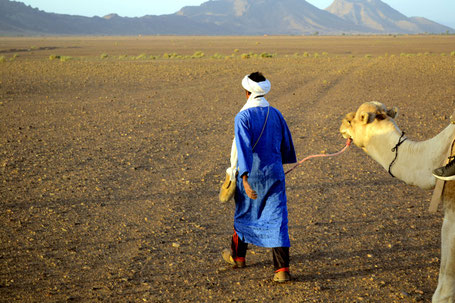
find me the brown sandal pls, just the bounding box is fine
[222,249,246,268]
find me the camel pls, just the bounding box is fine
[339,101,455,303]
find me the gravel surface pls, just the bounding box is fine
[1,36,454,302]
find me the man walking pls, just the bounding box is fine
[223,72,297,282]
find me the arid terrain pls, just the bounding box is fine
[1,35,455,302]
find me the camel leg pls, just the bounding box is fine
[432,209,455,303]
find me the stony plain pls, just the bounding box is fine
[1,35,455,302]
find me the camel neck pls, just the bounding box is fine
[365,123,455,190]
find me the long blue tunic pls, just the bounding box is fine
[234,106,296,248]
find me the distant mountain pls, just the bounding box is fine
[326,0,453,34]
[0,0,453,36]
[0,0,224,35]
[409,16,454,34]
[176,0,367,35]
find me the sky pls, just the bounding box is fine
[18,0,455,28]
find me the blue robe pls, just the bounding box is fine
[234,106,296,248]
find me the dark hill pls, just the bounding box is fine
[0,0,224,35]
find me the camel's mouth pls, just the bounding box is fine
[340,130,352,140]
[340,121,353,140]
[340,112,355,141]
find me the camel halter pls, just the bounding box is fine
[285,138,352,175]
[388,132,407,178]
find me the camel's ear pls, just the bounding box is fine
[387,107,398,119]
[360,112,375,124]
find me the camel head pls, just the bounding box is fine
[340,101,399,148]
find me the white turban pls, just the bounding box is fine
[241,75,271,99]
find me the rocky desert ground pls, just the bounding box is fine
[1,35,455,302]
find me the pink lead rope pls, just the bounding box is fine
[285,138,353,175]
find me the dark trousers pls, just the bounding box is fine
[231,231,290,271]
